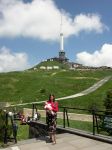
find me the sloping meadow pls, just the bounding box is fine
[0,69,111,109]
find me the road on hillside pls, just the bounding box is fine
[56,76,112,101]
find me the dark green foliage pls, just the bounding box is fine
[0,110,5,140]
[40,88,46,94]
[88,102,99,113]
[104,89,112,114]
[0,110,13,142]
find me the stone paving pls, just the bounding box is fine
[1,133,112,150]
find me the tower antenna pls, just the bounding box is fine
[60,11,64,51]
[60,11,63,34]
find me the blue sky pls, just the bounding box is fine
[0,0,112,72]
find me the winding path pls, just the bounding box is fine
[56,76,112,101]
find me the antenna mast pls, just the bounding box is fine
[60,12,64,51]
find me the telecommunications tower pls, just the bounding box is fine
[59,13,68,63]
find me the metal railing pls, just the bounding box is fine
[1,102,112,145]
[60,106,112,136]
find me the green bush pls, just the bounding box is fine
[88,102,99,113]
[0,110,13,141]
[104,89,112,114]
[0,109,5,140]
[40,88,46,93]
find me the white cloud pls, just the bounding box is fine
[0,46,29,72]
[76,43,112,67]
[0,0,107,41]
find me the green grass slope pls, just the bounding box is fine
[59,77,112,111]
[0,69,112,109]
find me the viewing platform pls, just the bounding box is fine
[1,133,112,150]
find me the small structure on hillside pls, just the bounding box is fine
[40,66,46,70]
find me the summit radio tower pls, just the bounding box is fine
[60,14,64,51]
[59,13,68,63]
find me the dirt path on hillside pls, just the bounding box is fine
[56,76,112,100]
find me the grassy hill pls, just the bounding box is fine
[30,60,70,70]
[0,69,112,109]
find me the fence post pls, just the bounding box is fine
[65,109,69,127]
[35,104,38,113]
[63,107,66,128]
[32,104,35,120]
[92,109,95,135]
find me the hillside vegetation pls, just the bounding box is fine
[31,60,69,70]
[0,69,112,109]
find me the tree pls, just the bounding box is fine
[104,89,112,114]
[0,109,13,143]
[0,109,6,141]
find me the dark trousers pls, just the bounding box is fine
[13,130,17,143]
[4,129,7,144]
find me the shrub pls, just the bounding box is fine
[40,89,46,93]
[0,109,5,140]
[88,102,99,113]
[0,110,13,141]
[104,89,112,114]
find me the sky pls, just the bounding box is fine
[0,0,112,72]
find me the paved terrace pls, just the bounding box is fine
[1,133,112,150]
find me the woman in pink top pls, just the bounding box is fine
[44,94,58,144]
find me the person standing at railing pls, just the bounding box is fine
[44,94,58,144]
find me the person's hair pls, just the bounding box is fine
[49,94,55,102]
